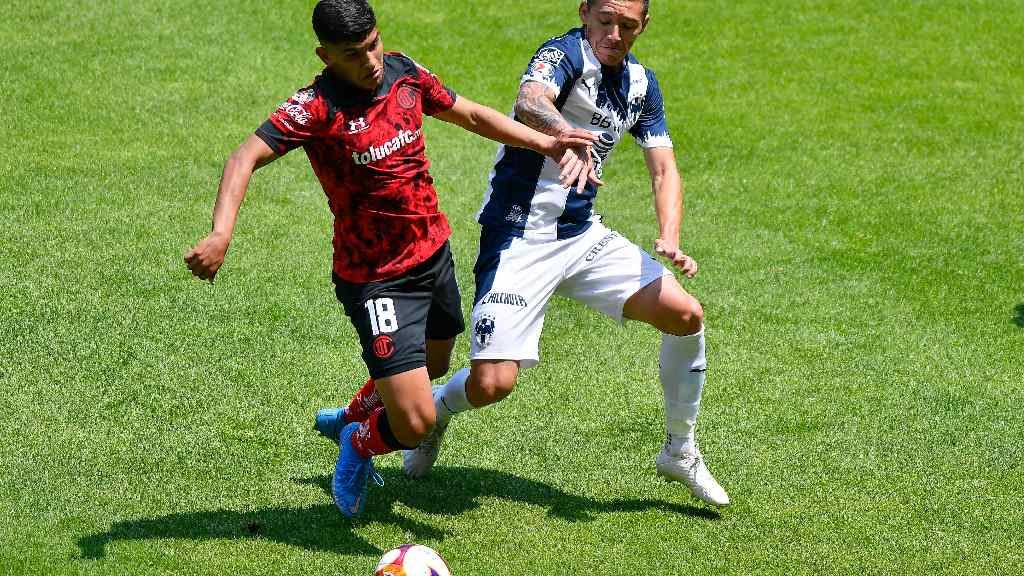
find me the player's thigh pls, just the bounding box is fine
[425,338,456,380]
[622,273,704,336]
[560,228,670,323]
[423,243,465,379]
[470,230,563,369]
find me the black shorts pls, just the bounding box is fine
[334,241,465,379]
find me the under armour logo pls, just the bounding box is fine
[348,117,369,133]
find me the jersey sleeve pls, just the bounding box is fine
[416,64,457,117]
[520,36,582,95]
[254,86,329,155]
[629,69,673,149]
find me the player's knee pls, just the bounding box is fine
[470,370,515,407]
[393,405,437,445]
[668,297,704,336]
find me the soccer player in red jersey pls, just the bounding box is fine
[184,0,596,517]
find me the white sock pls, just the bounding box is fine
[435,367,472,426]
[659,327,706,454]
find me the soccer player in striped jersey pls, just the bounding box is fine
[406,0,730,507]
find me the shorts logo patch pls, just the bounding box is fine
[584,232,619,262]
[474,314,496,349]
[372,334,396,359]
[397,85,418,109]
[481,292,527,307]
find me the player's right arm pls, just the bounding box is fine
[514,81,574,137]
[184,135,278,281]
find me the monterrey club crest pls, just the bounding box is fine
[474,314,496,349]
[373,335,396,359]
[397,85,418,109]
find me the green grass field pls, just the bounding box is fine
[3,0,1023,574]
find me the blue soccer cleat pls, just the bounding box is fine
[332,422,383,517]
[314,407,346,444]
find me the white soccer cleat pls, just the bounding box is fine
[403,419,448,479]
[655,442,731,507]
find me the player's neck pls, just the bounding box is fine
[324,68,379,98]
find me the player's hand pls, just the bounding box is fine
[654,239,698,278]
[557,146,593,193]
[184,232,230,282]
[547,128,598,193]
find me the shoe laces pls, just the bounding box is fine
[369,461,384,487]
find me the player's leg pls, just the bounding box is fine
[562,225,728,506]
[404,231,559,478]
[622,273,729,507]
[325,257,441,516]
[431,357,519,432]
[426,338,456,380]
[423,242,464,381]
[333,366,434,517]
[314,376,381,443]
[319,248,462,437]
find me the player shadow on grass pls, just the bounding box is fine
[361,466,719,523]
[1014,304,1024,327]
[78,467,716,559]
[76,503,396,560]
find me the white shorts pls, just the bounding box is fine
[469,221,669,369]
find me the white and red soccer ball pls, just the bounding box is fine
[374,544,451,576]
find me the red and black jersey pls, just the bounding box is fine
[255,52,457,283]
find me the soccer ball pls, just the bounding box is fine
[374,544,451,576]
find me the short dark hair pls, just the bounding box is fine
[586,0,649,16]
[312,0,376,45]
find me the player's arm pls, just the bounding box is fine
[515,81,603,187]
[434,96,596,191]
[184,135,278,281]
[644,146,697,278]
[514,81,574,137]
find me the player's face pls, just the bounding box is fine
[579,0,649,67]
[316,28,385,91]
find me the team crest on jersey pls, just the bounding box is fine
[474,314,496,349]
[505,205,525,224]
[292,88,316,104]
[397,85,418,109]
[348,117,370,134]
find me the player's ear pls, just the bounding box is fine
[315,45,330,66]
[579,1,589,24]
[639,13,651,34]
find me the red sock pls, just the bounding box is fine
[350,406,406,458]
[344,378,381,424]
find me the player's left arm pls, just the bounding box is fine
[644,146,697,278]
[434,96,596,191]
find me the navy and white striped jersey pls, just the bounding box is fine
[477,27,673,240]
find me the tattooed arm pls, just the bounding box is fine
[514,81,574,137]
[514,81,601,187]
